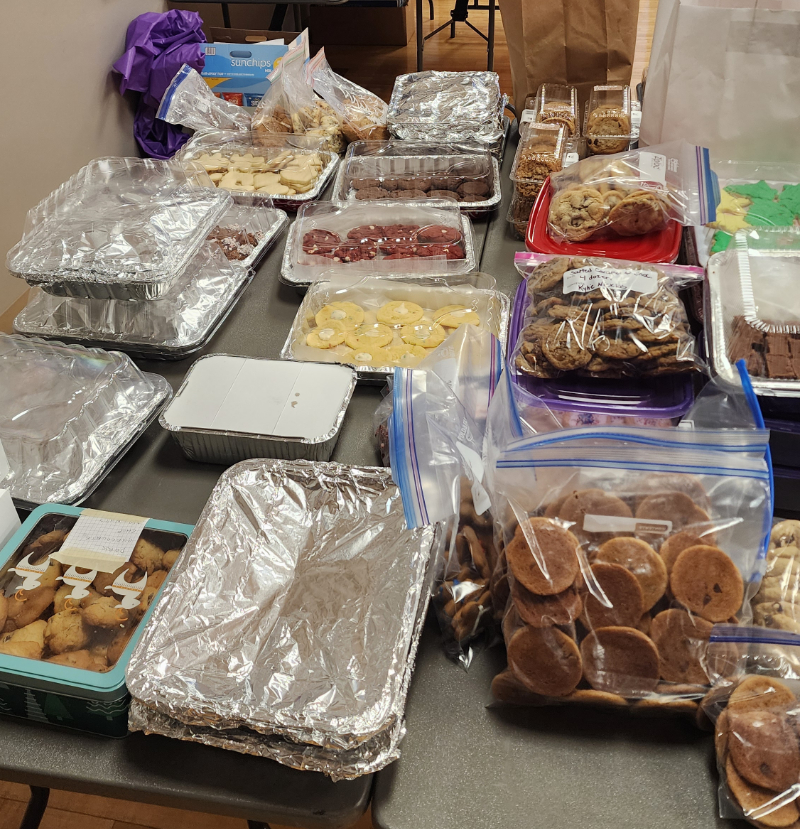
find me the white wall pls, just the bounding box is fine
[0,0,168,317]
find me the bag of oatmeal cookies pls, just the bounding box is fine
[547,140,717,242]
[511,252,703,380]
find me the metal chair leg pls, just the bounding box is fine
[429,0,435,20]
[417,0,425,70]
[19,787,49,829]
[487,0,495,70]
[247,822,271,829]
[221,2,231,28]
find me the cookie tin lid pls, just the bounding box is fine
[526,177,683,264]
[507,279,694,420]
[0,504,193,700]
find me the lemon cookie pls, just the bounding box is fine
[345,323,394,350]
[315,301,365,329]
[376,300,425,326]
[306,320,347,349]
[435,305,481,328]
[388,344,428,366]
[400,322,447,348]
[343,347,391,367]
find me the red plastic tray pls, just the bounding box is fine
[525,177,683,264]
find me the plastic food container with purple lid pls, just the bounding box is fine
[507,279,695,425]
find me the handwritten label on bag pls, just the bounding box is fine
[563,266,659,295]
[583,514,673,536]
[638,152,668,184]
[52,510,148,574]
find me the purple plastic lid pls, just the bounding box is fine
[507,280,695,419]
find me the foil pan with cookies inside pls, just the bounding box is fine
[331,140,501,214]
[125,459,439,778]
[388,71,507,157]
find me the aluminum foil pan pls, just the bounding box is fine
[7,158,232,302]
[0,334,172,509]
[126,460,438,760]
[388,71,506,157]
[205,203,288,271]
[280,273,510,384]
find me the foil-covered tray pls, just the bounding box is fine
[126,460,438,775]
[13,240,267,360]
[0,334,172,509]
[280,273,510,383]
[159,355,357,463]
[331,140,502,215]
[6,157,232,302]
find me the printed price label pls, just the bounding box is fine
[638,152,668,184]
[563,266,658,295]
[53,510,148,573]
[583,514,673,536]
[520,108,537,125]
[564,152,580,168]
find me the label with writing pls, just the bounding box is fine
[583,514,673,536]
[564,152,580,168]
[638,152,668,184]
[52,509,148,573]
[563,266,659,295]
[520,108,537,125]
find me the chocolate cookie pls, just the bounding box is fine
[595,537,667,610]
[580,626,660,696]
[351,178,382,190]
[511,578,582,628]
[391,189,428,200]
[580,562,644,629]
[671,545,744,622]
[431,175,462,190]
[417,224,462,243]
[383,224,420,238]
[347,225,388,242]
[548,186,607,242]
[355,187,389,200]
[397,177,432,191]
[725,756,800,828]
[507,625,582,697]
[659,531,706,575]
[527,257,571,293]
[428,190,460,201]
[728,676,796,714]
[505,517,581,596]
[302,229,340,254]
[542,324,593,371]
[558,488,633,542]
[727,709,800,791]
[650,609,713,684]
[635,492,713,535]
[415,243,464,260]
[458,180,490,198]
[608,190,669,237]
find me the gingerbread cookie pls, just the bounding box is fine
[670,545,744,622]
[580,626,660,695]
[548,186,607,241]
[505,517,581,596]
[507,625,582,697]
[650,609,713,685]
[580,562,644,630]
[511,579,583,628]
[595,537,667,610]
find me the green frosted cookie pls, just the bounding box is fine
[711,231,733,253]
[727,180,779,202]
[746,198,795,226]
[778,183,800,217]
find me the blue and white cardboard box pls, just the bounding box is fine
[201,41,289,106]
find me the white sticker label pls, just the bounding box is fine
[638,152,668,184]
[563,266,659,295]
[520,108,537,125]
[52,510,148,573]
[583,514,673,536]
[564,152,580,167]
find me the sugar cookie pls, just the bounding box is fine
[400,322,447,348]
[376,301,425,326]
[435,305,481,328]
[306,320,347,349]
[315,302,364,329]
[345,324,394,350]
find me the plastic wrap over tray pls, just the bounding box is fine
[6,158,232,301]
[0,334,172,508]
[126,460,438,760]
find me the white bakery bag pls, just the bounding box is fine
[641,0,800,163]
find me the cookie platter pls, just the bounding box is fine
[281,273,510,381]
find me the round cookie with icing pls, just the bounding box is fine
[435,305,481,328]
[306,320,347,349]
[345,323,394,350]
[343,347,391,367]
[376,300,425,326]
[400,322,447,348]
[387,344,428,366]
[315,301,364,329]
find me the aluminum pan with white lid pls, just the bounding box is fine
[125,460,438,763]
[281,272,509,383]
[331,140,501,214]
[280,200,478,287]
[6,157,232,302]
[0,335,172,509]
[160,355,357,463]
[176,130,340,210]
[707,227,800,397]
[14,213,288,360]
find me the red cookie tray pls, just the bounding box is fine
[525,177,683,264]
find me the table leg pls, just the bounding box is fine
[221,3,231,28]
[247,822,272,829]
[487,0,495,70]
[416,0,424,71]
[19,786,49,829]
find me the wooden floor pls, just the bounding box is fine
[0,0,657,825]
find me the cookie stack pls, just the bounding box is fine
[751,520,800,632]
[584,85,633,156]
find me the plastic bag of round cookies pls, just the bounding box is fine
[545,140,716,243]
[751,520,800,635]
[700,625,800,828]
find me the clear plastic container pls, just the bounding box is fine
[707,227,800,397]
[177,130,339,209]
[280,201,477,287]
[0,335,172,508]
[331,140,500,213]
[6,158,232,302]
[510,123,566,199]
[530,83,579,137]
[507,192,538,240]
[584,85,633,156]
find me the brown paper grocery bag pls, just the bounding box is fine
[499,0,640,113]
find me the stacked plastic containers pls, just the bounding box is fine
[9,158,288,359]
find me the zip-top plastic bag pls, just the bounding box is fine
[547,140,717,242]
[751,520,800,634]
[251,61,293,135]
[703,625,800,827]
[306,48,389,143]
[385,325,503,666]
[486,363,772,713]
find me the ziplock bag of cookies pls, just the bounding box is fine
[157,64,252,134]
[701,626,800,828]
[750,520,800,634]
[307,48,389,143]
[511,252,702,380]
[484,370,772,708]
[546,140,717,242]
[387,326,503,666]
[251,61,293,135]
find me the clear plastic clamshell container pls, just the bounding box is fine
[281,200,477,287]
[708,227,800,397]
[510,122,566,199]
[584,85,633,156]
[281,272,509,382]
[331,140,501,213]
[528,83,579,137]
[176,130,339,210]
[6,158,232,302]
[0,335,172,508]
